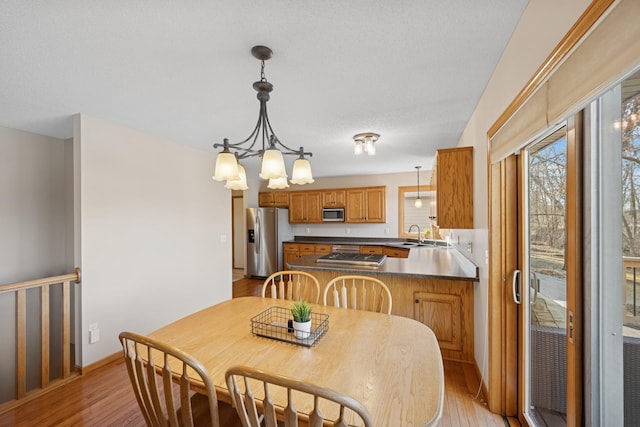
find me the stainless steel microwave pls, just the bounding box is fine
[322,208,345,222]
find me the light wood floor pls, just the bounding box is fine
[0,277,516,426]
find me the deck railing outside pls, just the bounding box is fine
[0,269,81,414]
[624,257,640,327]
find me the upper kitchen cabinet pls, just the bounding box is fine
[258,191,289,207]
[289,191,322,223]
[345,186,386,223]
[322,189,346,207]
[432,147,473,229]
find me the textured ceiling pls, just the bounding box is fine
[0,1,527,178]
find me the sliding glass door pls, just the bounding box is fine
[521,124,571,426]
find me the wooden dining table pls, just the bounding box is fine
[148,296,444,426]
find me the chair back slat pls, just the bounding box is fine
[323,275,393,314]
[261,271,321,304]
[263,382,278,427]
[119,331,225,427]
[225,365,373,427]
[162,362,179,426]
[284,389,299,427]
[308,396,323,427]
[242,376,262,427]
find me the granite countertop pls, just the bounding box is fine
[287,245,479,282]
[285,236,429,247]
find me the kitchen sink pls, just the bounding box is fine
[388,241,418,248]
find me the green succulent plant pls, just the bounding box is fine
[290,300,312,323]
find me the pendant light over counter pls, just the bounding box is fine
[414,166,423,208]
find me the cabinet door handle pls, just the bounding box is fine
[512,269,521,305]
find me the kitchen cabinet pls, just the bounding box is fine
[345,187,386,223]
[288,192,322,223]
[299,270,475,362]
[322,190,346,207]
[432,147,473,229]
[360,245,384,255]
[283,243,300,270]
[258,191,289,207]
[361,245,409,258]
[298,243,316,257]
[283,243,333,269]
[383,247,410,258]
[414,290,464,355]
[314,244,332,254]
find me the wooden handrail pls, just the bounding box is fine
[623,256,640,268]
[0,268,82,415]
[0,268,81,294]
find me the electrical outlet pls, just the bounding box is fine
[89,323,100,344]
[306,228,310,233]
[385,227,390,234]
[219,234,227,243]
[345,228,351,234]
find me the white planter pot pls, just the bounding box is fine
[292,320,312,339]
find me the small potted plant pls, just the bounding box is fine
[290,300,312,339]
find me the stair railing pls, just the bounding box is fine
[0,268,81,414]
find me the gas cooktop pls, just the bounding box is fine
[316,252,387,267]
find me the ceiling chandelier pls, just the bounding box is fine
[353,132,380,156]
[212,46,314,190]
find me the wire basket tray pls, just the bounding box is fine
[251,306,329,347]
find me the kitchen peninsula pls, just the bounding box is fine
[287,242,479,362]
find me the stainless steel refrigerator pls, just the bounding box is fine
[246,207,294,279]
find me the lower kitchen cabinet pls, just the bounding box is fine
[283,243,333,269]
[299,270,474,362]
[360,245,384,255]
[283,243,300,269]
[383,247,410,258]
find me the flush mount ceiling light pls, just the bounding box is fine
[212,45,314,190]
[414,165,423,208]
[353,132,380,156]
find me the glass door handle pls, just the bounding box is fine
[512,269,522,305]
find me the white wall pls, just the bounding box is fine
[453,0,592,382]
[74,114,232,366]
[259,171,430,238]
[0,126,74,282]
[0,126,74,402]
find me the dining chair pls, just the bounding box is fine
[225,365,373,427]
[119,331,239,427]
[261,270,321,304]
[323,275,393,314]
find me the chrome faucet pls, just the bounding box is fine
[408,224,423,243]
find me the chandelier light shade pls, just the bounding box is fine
[414,165,423,208]
[353,132,380,156]
[212,143,239,181]
[267,176,290,189]
[224,162,248,190]
[290,151,314,185]
[259,141,287,180]
[212,46,313,190]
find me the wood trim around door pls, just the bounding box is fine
[487,0,614,139]
[488,155,519,415]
